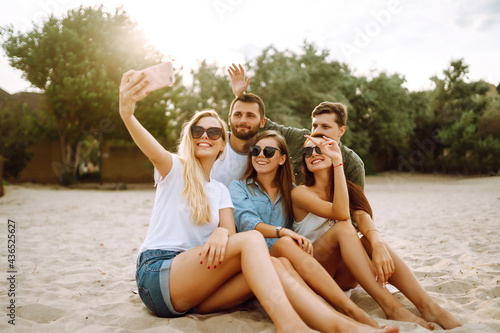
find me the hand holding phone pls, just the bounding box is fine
[137,61,175,93]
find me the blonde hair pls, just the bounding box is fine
[178,110,228,225]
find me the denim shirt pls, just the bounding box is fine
[229,178,292,250]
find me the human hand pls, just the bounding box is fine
[199,227,230,269]
[228,63,250,96]
[305,135,343,166]
[280,228,313,255]
[371,241,395,286]
[119,70,150,119]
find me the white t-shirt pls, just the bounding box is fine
[138,155,234,254]
[210,136,248,187]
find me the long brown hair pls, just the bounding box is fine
[301,134,372,218]
[242,130,295,223]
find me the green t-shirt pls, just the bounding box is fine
[262,118,365,189]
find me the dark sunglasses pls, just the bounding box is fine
[249,145,281,158]
[301,146,322,158]
[191,126,223,140]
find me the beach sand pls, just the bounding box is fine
[0,173,499,332]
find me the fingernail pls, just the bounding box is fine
[200,261,203,264]
[219,261,222,265]
[207,266,210,269]
[214,265,217,269]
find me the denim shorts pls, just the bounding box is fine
[136,249,192,318]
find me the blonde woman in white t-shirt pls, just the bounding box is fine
[120,70,399,333]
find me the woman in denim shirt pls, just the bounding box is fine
[229,130,379,328]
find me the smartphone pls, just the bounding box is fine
[138,61,175,93]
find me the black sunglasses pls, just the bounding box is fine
[191,126,223,140]
[249,145,281,158]
[301,146,322,158]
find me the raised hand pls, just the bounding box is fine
[119,70,150,119]
[305,135,343,166]
[228,63,250,97]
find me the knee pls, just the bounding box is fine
[271,236,296,256]
[335,221,357,237]
[274,236,295,249]
[240,230,266,247]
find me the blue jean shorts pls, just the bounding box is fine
[136,249,192,318]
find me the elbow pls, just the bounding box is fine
[337,214,351,221]
[329,211,350,221]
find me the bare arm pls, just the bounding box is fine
[199,207,236,270]
[119,70,172,178]
[292,136,350,221]
[354,211,395,285]
[254,222,313,255]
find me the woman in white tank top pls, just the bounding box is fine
[292,134,462,330]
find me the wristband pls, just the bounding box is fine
[333,163,343,168]
[276,226,282,238]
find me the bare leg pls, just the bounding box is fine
[169,230,312,332]
[197,256,399,333]
[361,237,463,329]
[271,236,378,328]
[315,221,434,330]
[272,257,400,333]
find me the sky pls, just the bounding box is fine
[0,0,499,94]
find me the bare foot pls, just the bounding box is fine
[344,306,379,328]
[388,307,434,330]
[420,302,463,330]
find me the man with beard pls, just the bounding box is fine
[211,93,310,186]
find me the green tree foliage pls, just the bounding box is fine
[0,98,40,196]
[425,59,499,174]
[248,42,352,130]
[349,73,415,171]
[1,5,168,184]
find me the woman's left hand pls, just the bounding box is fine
[200,227,229,269]
[280,228,314,255]
[305,135,343,166]
[371,241,395,285]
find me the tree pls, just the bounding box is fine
[1,5,166,184]
[0,99,38,196]
[348,72,415,171]
[429,59,497,174]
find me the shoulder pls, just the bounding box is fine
[291,185,310,198]
[263,118,310,137]
[340,143,364,165]
[228,178,247,191]
[208,178,232,199]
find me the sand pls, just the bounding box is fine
[0,173,499,332]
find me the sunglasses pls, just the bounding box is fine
[191,126,223,140]
[249,145,281,158]
[301,146,322,158]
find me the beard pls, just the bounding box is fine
[231,125,260,140]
